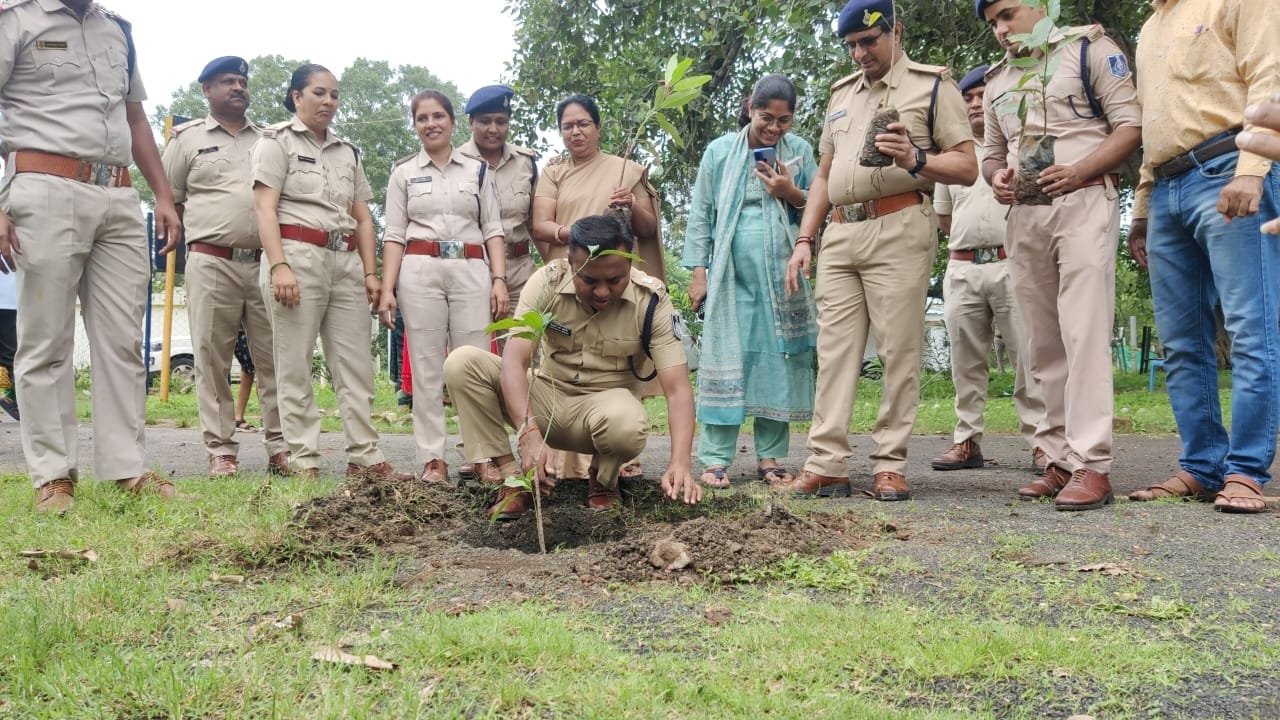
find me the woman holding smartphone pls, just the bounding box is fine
[681,74,817,488]
[252,63,411,482]
[378,90,507,484]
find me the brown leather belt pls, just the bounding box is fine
[508,240,531,258]
[188,242,261,263]
[12,150,131,188]
[279,224,356,252]
[404,239,486,260]
[1154,127,1243,181]
[831,190,923,223]
[950,247,1007,264]
[1076,173,1120,190]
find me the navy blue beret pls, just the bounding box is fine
[975,0,998,20]
[958,64,990,94]
[465,84,514,116]
[836,0,895,37]
[198,56,248,84]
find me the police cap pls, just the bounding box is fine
[836,0,895,37]
[465,84,514,116]
[958,64,990,94]
[974,0,999,20]
[198,56,249,84]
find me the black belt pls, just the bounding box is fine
[1154,128,1242,181]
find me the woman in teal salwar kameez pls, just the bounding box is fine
[683,75,818,488]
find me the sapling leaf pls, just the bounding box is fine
[672,75,712,93]
[593,249,644,263]
[655,114,684,148]
[1010,56,1039,70]
[1046,0,1061,22]
[1027,16,1055,48]
[1017,95,1029,124]
[1045,53,1062,77]
[663,54,679,85]
[672,57,693,85]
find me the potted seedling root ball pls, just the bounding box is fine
[1000,0,1085,205]
[857,8,898,167]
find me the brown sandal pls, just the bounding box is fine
[1214,475,1268,514]
[1129,470,1213,502]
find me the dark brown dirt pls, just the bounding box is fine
[289,474,880,598]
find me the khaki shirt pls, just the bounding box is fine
[515,259,685,393]
[934,171,1006,251]
[820,56,970,205]
[250,116,372,236]
[1134,0,1280,217]
[983,26,1142,175]
[162,116,261,249]
[458,138,536,250]
[0,0,147,167]
[383,147,502,246]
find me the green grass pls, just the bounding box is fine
[2,473,1274,718]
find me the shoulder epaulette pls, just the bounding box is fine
[831,71,862,91]
[170,118,202,137]
[985,57,1010,82]
[393,152,417,168]
[511,144,536,159]
[630,269,667,298]
[1055,23,1104,45]
[0,0,37,13]
[98,7,130,26]
[260,120,292,139]
[908,61,951,79]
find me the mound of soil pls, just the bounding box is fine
[288,475,880,599]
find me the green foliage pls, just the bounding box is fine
[487,309,552,343]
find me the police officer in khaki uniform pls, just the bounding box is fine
[931,64,1046,473]
[251,63,410,482]
[978,0,1141,510]
[444,215,701,521]
[0,0,181,512]
[783,0,976,501]
[459,84,539,313]
[163,56,288,479]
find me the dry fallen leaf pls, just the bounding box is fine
[312,646,397,671]
[166,598,191,613]
[1077,562,1131,576]
[704,605,732,626]
[210,574,247,584]
[20,549,98,563]
[419,676,441,705]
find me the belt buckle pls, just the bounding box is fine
[232,248,258,263]
[974,248,999,265]
[438,240,464,259]
[845,204,868,222]
[91,164,113,187]
[324,231,347,251]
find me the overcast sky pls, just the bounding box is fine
[105,0,516,117]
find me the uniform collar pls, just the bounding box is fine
[416,147,465,171]
[286,115,343,148]
[203,114,258,136]
[856,52,912,92]
[458,138,513,168]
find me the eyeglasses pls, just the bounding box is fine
[843,30,886,52]
[559,120,595,134]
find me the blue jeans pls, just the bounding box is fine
[1147,151,1280,489]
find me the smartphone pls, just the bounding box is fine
[752,146,778,169]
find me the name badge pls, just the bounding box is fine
[827,109,848,122]
[297,155,317,164]
[546,322,572,337]
[197,146,219,155]
[409,176,432,184]
[36,41,69,50]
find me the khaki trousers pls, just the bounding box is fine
[7,174,148,487]
[805,205,936,477]
[397,254,490,466]
[260,242,384,471]
[443,346,646,489]
[1006,185,1117,473]
[943,258,1045,447]
[186,251,284,460]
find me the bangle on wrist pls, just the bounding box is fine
[269,261,290,275]
[364,272,378,279]
[795,236,814,246]
[492,275,507,284]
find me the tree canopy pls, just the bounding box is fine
[143,56,469,211]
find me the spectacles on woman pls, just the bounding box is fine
[560,120,595,134]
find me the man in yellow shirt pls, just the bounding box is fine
[1127,0,1280,514]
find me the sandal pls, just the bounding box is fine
[1214,474,1269,514]
[757,465,794,485]
[235,419,259,433]
[700,466,731,488]
[619,462,644,481]
[1128,470,1213,502]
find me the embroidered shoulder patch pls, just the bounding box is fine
[1107,54,1129,79]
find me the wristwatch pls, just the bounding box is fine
[908,148,927,177]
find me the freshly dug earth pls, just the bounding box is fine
[291,474,881,597]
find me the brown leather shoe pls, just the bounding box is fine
[421,458,448,483]
[295,467,321,480]
[1055,468,1113,511]
[34,479,75,513]
[870,471,911,501]
[1032,447,1048,473]
[931,439,983,471]
[208,454,238,478]
[347,462,414,483]
[488,485,532,522]
[1019,464,1070,500]
[457,461,476,483]
[780,469,852,498]
[267,452,292,477]
[1129,469,1212,502]
[587,476,621,511]
[474,460,503,485]
[117,471,176,499]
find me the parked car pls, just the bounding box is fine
[147,336,194,385]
